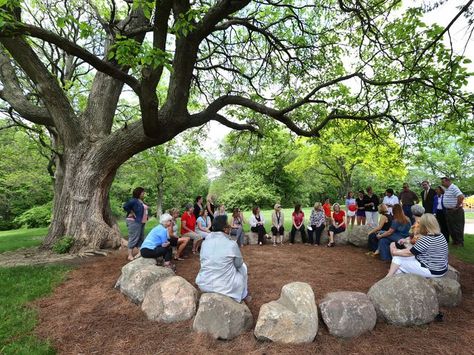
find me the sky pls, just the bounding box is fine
[203,0,474,179]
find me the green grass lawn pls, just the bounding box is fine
[0,227,49,253]
[449,234,474,264]
[0,265,70,354]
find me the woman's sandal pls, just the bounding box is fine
[327,242,335,247]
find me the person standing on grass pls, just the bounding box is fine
[365,186,380,227]
[421,181,436,214]
[193,195,203,219]
[398,183,419,223]
[327,203,346,247]
[249,206,268,245]
[181,203,202,254]
[308,202,326,246]
[271,204,285,246]
[383,188,399,215]
[441,177,465,247]
[345,192,357,228]
[290,203,307,244]
[123,187,148,261]
[433,185,449,243]
[168,208,190,261]
[356,190,367,225]
[140,213,173,269]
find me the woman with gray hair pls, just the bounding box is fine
[308,202,325,246]
[140,213,174,269]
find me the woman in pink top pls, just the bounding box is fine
[290,203,307,244]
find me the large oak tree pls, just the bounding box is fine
[0,0,472,252]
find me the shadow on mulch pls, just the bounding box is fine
[34,244,474,355]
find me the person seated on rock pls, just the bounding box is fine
[195,215,250,303]
[386,213,448,278]
[271,203,285,246]
[290,203,307,245]
[168,208,190,261]
[367,204,393,256]
[140,213,173,268]
[249,206,269,245]
[406,204,425,244]
[308,202,326,246]
[230,207,246,247]
[181,203,202,254]
[376,204,411,261]
[327,203,346,247]
[196,209,212,240]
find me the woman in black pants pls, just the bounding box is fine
[250,206,268,245]
[308,202,325,245]
[290,204,307,244]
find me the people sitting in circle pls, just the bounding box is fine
[376,203,411,261]
[181,203,202,254]
[323,197,332,226]
[386,213,448,278]
[196,209,212,240]
[230,208,246,247]
[328,203,346,247]
[193,195,203,219]
[345,191,357,228]
[433,185,449,243]
[168,208,190,261]
[123,187,148,261]
[271,203,284,246]
[356,190,367,225]
[140,213,173,269]
[249,206,269,245]
[367,203,393,257]
[382,188,399,215]
[195,215,250,303]
[407,204,425,244]
[290,203,307,244]
[308,202,325,246]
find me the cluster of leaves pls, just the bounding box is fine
[52,235,74,254]
[13,201,52,228]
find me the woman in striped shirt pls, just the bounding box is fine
[386,213,448,278]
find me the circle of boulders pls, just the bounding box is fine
[115,255,463,344]
[368,274,439,326]
[193,293,253,340]
[319,291,376,338]
[254,282,318,344]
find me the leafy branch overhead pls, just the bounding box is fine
[0,0,472,142]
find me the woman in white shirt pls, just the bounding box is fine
[249,206,268,245]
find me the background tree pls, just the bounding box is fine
[0,0,472,252]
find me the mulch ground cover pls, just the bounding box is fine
[34,244,474,354]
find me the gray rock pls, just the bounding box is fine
[119,264,174,304]
[114,257,157,289]
[142,276,198,322]
[193,293,253,340]
[254,282,318,344]
[445,265,460,282]
[348,225,372,248]
[334,231,349,245]
[428,277,462,307]
[319,291,376,338]
[367,274,438,326]
[246,232,258,245]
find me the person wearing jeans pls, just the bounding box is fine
[140,213,173,268]
[376,204,411,261]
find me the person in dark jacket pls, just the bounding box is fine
[420,180,436,214]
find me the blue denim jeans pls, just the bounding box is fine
[378,234,403,261]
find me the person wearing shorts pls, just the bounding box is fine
[181,203,202,254]
[345,191,357,228]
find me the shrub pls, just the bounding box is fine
[13,202,52,228]
[52,236,74,254]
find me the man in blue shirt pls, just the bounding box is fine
[140,213,173,268]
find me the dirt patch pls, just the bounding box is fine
[34,245,474,354]
[0,247,100,267]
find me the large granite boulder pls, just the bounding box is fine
[142,276,198,322]
[254,282,318,344]
[445,265,460,282]
[348,225,372,248]
[117,263,174,304]
[367,274,438,326]
[319,291,376,338]
[334,231,349,245]
[428,277,462,308]
[114,257,157,289]
[193,293,253,340]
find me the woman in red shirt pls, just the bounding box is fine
[290,204,307,244]
[328,203,346,247]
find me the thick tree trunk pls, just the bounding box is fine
[42,144,122,252]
